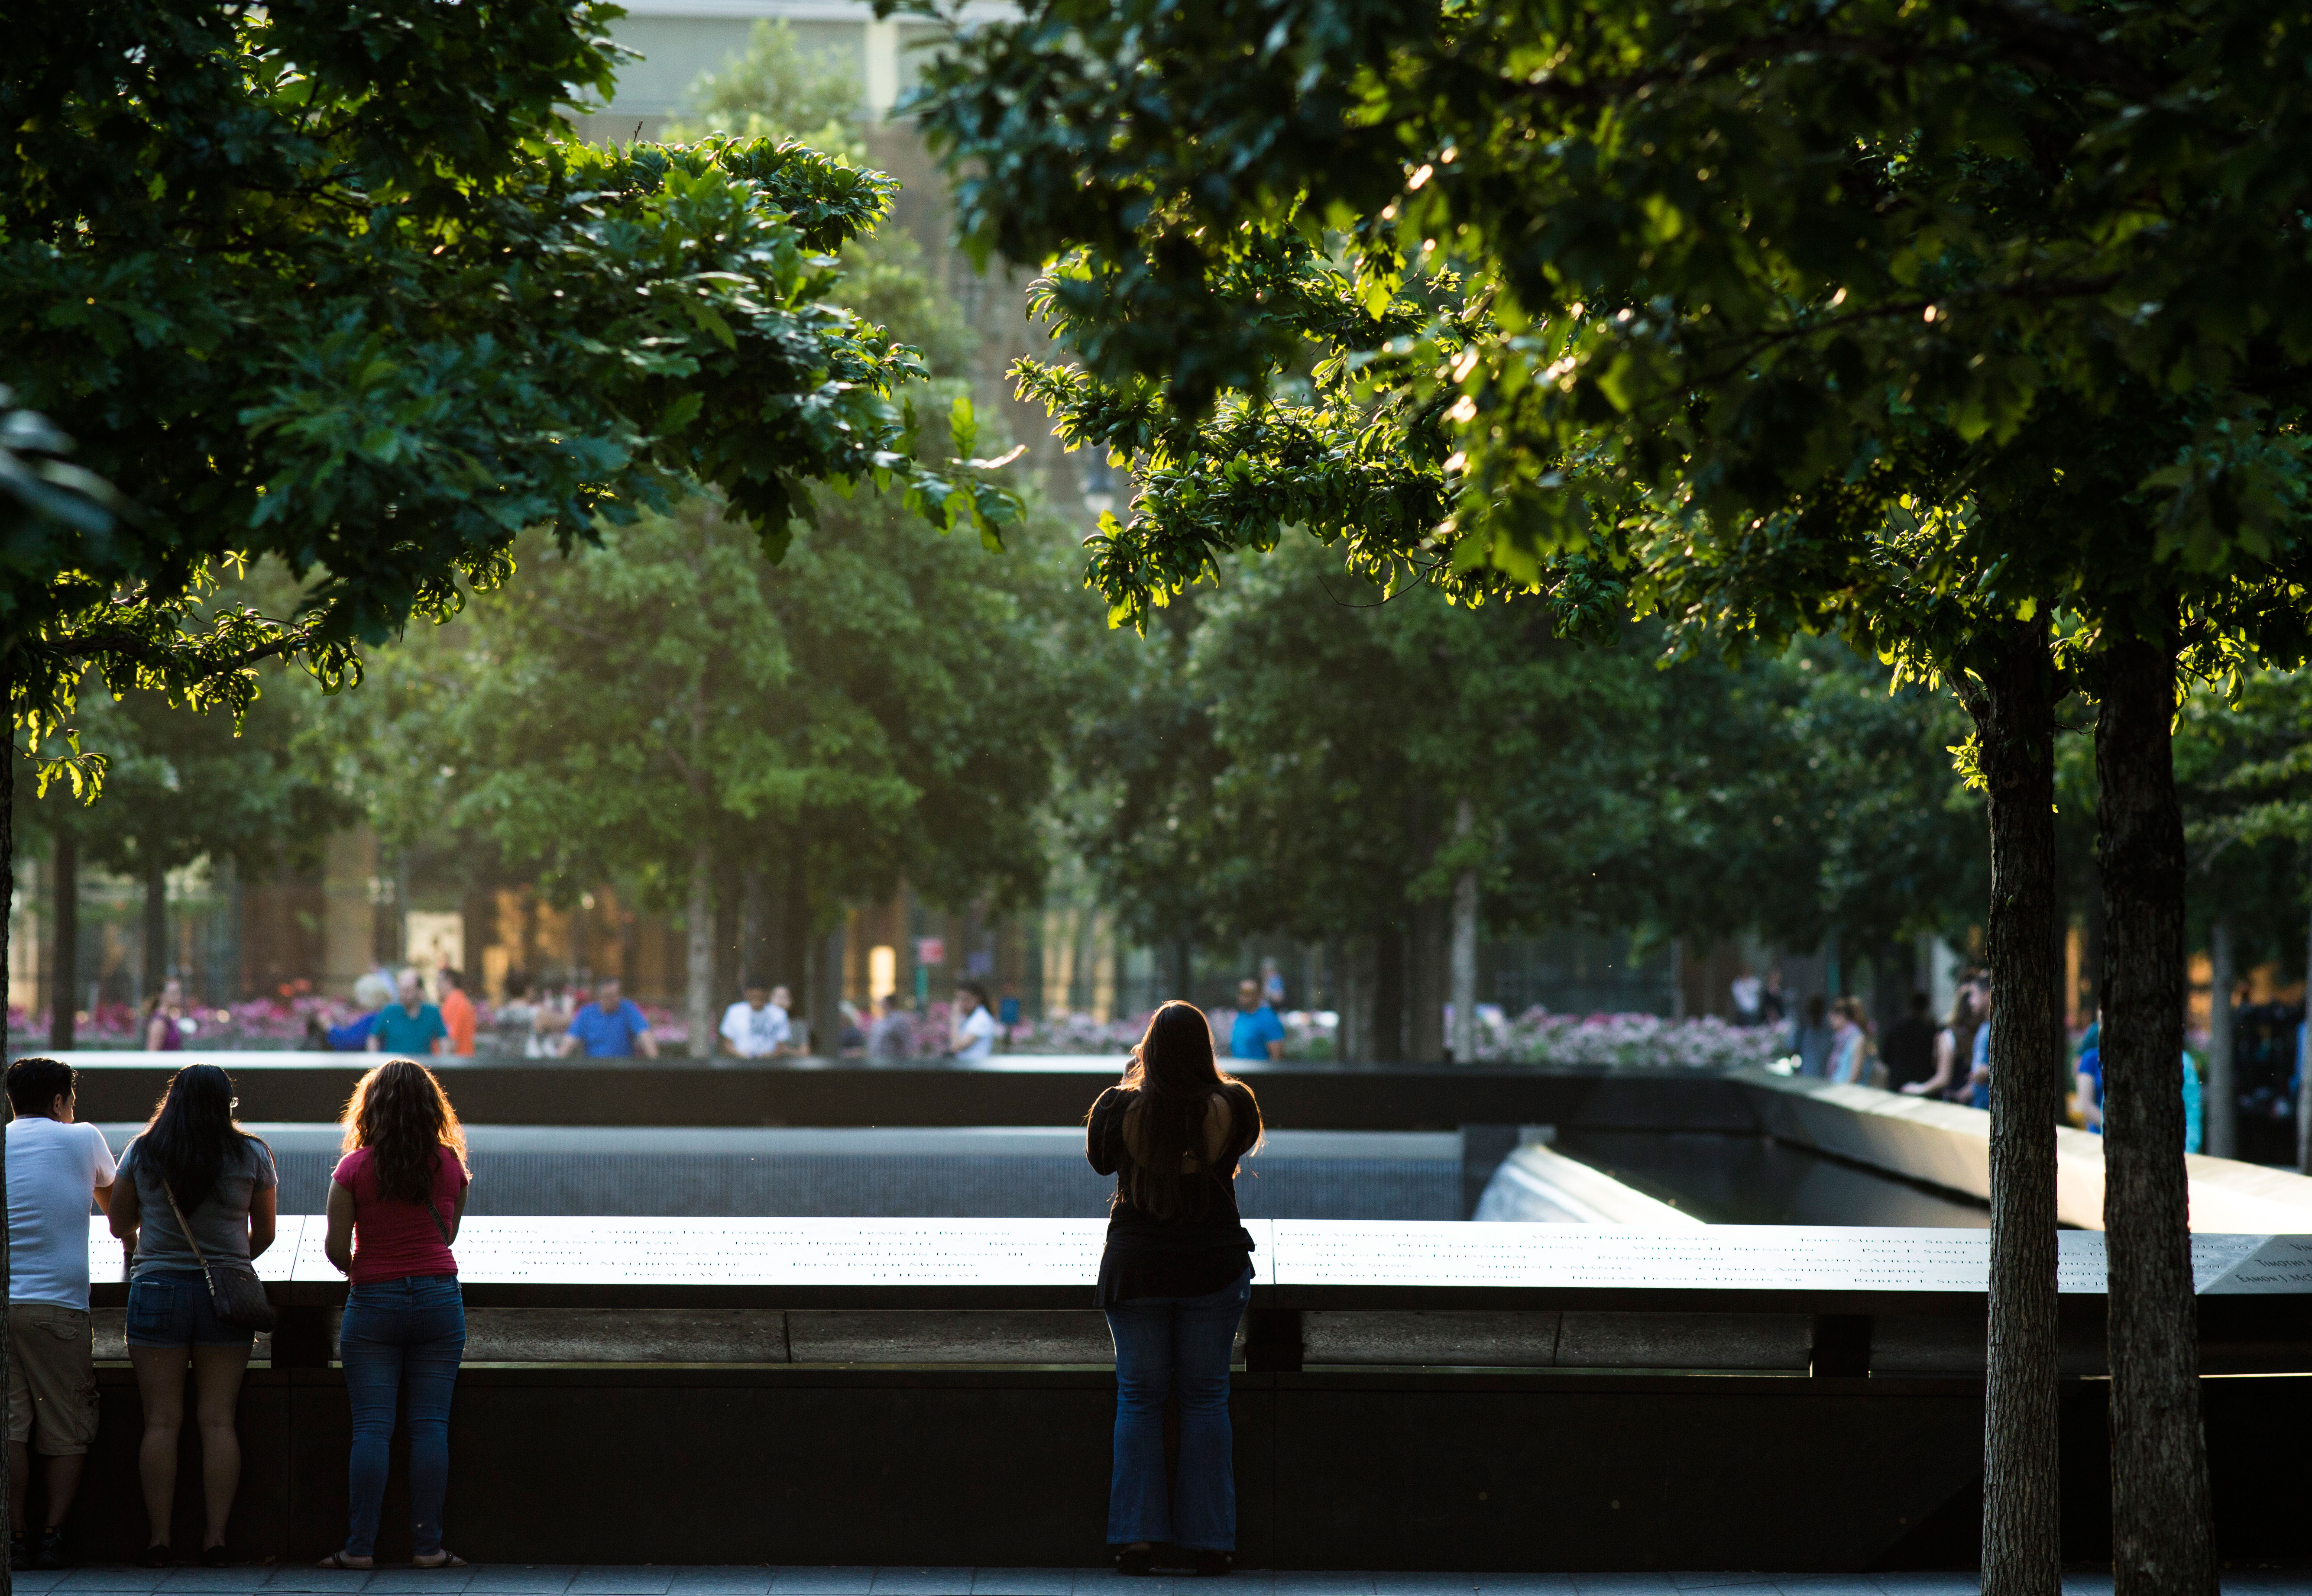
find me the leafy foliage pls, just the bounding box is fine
[4,0,1015,780]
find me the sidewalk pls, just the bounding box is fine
[8,1570,2309,1596]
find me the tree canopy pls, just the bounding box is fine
[3,0,1016,780]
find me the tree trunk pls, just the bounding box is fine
[1408,898,1447,1062]
[1335,936,1375,1063]
[1965,624,2063,1596]
[816,924,847,1058]
[49,828,75,1050]
[2095,635,2217,1596]
[1372,919,1406,1063]
[684,836,714,1059]
[142,853,167,1002]
[1450,798,1478,1064]
[2206,918,2235,1160]
[741,867,769,987]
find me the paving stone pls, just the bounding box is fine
[568,1571,676,1596]
[58,1571,178,1593]
[970,1570,1075,1595]
[1670,1579,1776,1591]
[867,1571,975,1596]
[772,1573,877,1596]
[459,1571,581,1595]
[1269,1575,1377,1596]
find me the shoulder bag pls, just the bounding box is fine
[159,1178,278,1332]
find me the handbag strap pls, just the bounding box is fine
[157,1175,210,1271]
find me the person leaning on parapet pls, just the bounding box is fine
[1226,978,1287,1063]
[316,1059,472,1571]
[435,969,478,1059]
[560,978,660,1059]
[109,1064,278,1567]
[1787,995,1834,1077]
[719,979,791,1059]
[949,982,999,1061]
[370,970,448,1057]
[1879,993,1937,1092]
[1085,1002,1263,1577]
[6,1057,117,1570]
[868,993,914,1062]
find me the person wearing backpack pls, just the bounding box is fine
[316,1059,473,1570]
[107,1064,278,1567]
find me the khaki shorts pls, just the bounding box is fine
[8,1303,99,1454]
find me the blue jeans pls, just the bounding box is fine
[1103,1266,1251,1551]
[339,1276,466,1558]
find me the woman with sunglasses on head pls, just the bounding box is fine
[1086,1002,1263,1577]
[316,1058,473,1570]
[107,1065,278,1567]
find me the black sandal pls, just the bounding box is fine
[201,1546,233,1568]
[1114,1547,1153,1577]
[1192,1551,1233,1578]
[139,1546,174,1569]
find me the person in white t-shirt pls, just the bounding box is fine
[719,981,792,1059]
[6,1056,117,1570]
[950,983,1000,1062]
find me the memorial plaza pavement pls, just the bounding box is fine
[8,1569,2309,1596]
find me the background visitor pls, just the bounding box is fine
[1788,995,1833,1077]
[436,970,477,1058]
[1085,1002,1262,1577]
[868,994,913,1062]
[1826,997,1871,1085]
[951,982,998,1061]
[370,971,447,1057]
[1879,992,1936,1091]
[6,1057,116,1571]
[1228,977,1286,1063]
[108,1064,277,1567]
[318,1059,472,1571]
[720,980,791,1059]
[142,979,187,1053]
[560,979,658,1059]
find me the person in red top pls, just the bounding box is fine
[435,969,477,1058]
[315,1060,471,1570]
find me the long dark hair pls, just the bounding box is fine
[341,1058,468,1204]
[1106,1001,1262,1221]
[139,1064,265,1205]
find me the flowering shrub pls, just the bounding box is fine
[1481,1008,1785,1069]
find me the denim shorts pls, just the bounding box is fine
[126,1268,256,1350]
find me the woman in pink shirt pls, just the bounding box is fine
[316,1060,471,1569]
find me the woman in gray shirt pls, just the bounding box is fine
[108,1064,277,1568]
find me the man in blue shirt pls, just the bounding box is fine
[370,970,448,1056]
[561,978,660,1059]
[1229,978,1286,1063]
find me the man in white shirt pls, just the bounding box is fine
[950,983,1000,1062]
[719,980,792,1059]
[6,1057,116,1570]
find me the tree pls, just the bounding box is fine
[900,1,2312,1588]
[15,668,347,1040]
[3,0,1017,1565]
[1067,538,1987,1050]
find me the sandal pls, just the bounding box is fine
[317,1552,374,1570]
[412,1552,469,1570]
[1114,1547,1153,1577]
[139,1546,174,1569]
[201,1547,233,1569]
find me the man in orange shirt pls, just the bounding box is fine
[437,968,478,1057]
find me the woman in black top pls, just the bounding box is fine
[1085,1001,1263,1577]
